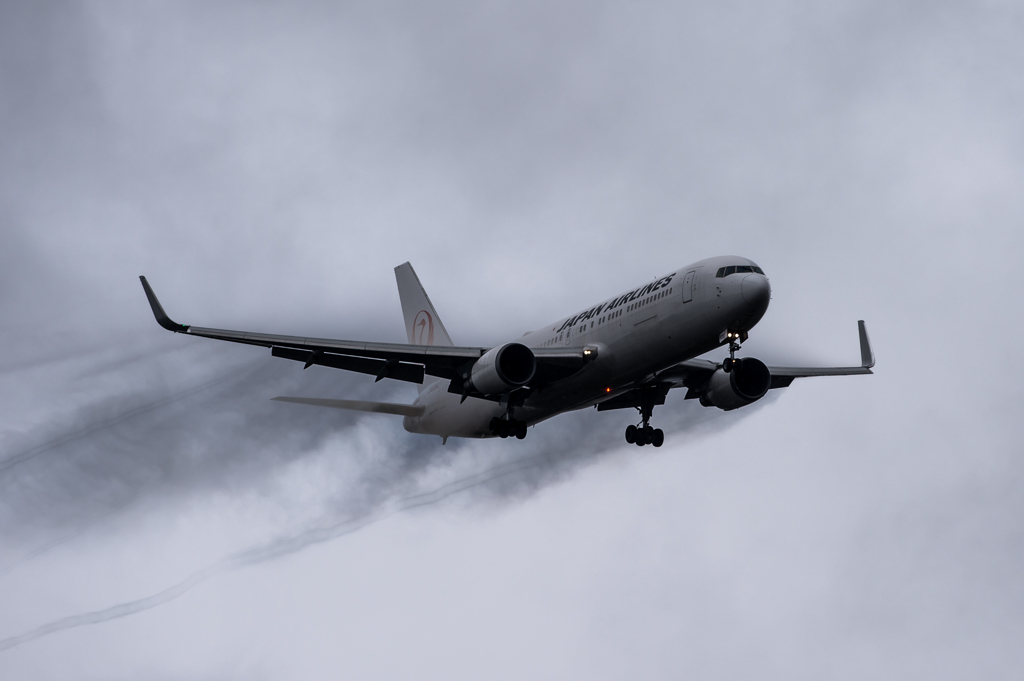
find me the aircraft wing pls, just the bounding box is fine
[140,277,590,387]
[760,320,875,387]
[652,320,874,394]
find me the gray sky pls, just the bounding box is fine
[1,1,1022,678]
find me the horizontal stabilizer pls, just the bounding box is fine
[271,396,424,417]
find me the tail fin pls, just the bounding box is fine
[394,262,454,347]
[395,262,454,394]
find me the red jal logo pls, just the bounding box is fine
[412,310,434,345]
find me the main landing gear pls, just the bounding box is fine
[623,386,664,447]
[489,390,530,440]
[489,416,527,439]
[625,423,663,447]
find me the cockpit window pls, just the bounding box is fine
[716,265,766,277]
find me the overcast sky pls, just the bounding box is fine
[1,1,1022,679]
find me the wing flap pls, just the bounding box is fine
[270,347,426,384]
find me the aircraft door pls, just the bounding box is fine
[682,270,695,303]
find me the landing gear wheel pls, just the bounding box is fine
[499,420,511,438]
[723,357,734,373]
[625,425,637,444]
[515,421,527,440]
[635,428,648,447]
[652,429,664,447]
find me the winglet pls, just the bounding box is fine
[858,320,875,369]
[139,276,189,333]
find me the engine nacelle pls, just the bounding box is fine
[468,342,536,395]
[699,357,771,411]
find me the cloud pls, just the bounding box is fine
[1,1,1023,678]
[0,324,750,556]
[0,337,755,651]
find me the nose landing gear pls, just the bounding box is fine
[722,330,744,372]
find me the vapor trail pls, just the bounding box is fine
[0,443,585,652]
[0,488,149,577]
[0,362,260,474]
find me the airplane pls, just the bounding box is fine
[140,256,874,447]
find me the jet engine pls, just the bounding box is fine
[467,342,536,395]
[699,357,771,411]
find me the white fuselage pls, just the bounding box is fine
[403,256,771,439]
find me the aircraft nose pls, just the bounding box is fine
[741,274,770,309]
